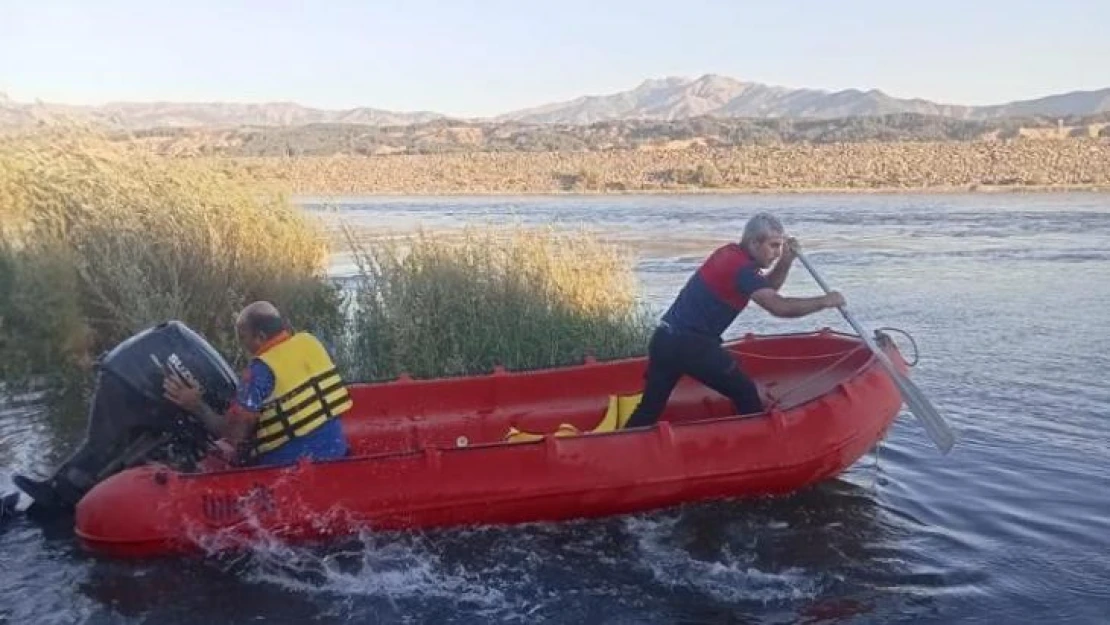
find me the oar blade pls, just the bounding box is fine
[888,366,957,454]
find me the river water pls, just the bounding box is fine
[2,193,1108,624]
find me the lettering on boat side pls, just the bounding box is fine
[202,483,276,523]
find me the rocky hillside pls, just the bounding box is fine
[239,139,1110,195]
[120,112,1110,158]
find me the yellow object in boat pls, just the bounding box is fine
[503,393,642,442]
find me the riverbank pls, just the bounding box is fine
[231,139,1110,196]
[294,184,1110,202]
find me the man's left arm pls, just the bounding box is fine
[228,360,274,443]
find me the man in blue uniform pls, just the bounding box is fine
[623,213,845,428]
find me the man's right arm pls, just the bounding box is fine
[164,363,266,443]
[186,402,241,439]
[750,288,844,318]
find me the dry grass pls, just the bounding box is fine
[340,225,654,380]
[0,129,342,387]
[1,129,653,394]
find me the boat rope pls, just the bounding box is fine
[870,426,888,485]
[738,349,864,361]
[757,327,921,409]
[875,326,919,367]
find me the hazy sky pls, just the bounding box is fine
[1,0,1106,117]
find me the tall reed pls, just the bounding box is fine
[1,129,652,399]
[339,225,654,381]
[0,129,343,392]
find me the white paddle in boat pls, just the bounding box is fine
[791,242,957,455]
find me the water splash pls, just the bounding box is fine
[245,531,511,609]
[624,512,827,606]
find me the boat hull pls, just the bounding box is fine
[75,330,905,558]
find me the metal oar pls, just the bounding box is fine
[792,244,957,455]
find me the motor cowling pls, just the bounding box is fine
[14,321,239,512]
[100,320,238,412]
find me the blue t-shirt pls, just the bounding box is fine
[662,244,770,338]
[236,360,275,413]
[237,358,348,466]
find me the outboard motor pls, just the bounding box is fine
[13,321,238,512]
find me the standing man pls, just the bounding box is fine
[623,213,845,428]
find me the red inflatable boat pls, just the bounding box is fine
[75,329,906,558]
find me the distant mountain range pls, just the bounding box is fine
[498,75,1110,124]
[0,93,442,129]
[2,74,1109,129]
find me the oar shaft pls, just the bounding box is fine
[793,253,877,349]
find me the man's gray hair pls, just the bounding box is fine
[741,212,785,248]
[238,301,287,338]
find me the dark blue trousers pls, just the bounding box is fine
[624,324,763,428]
